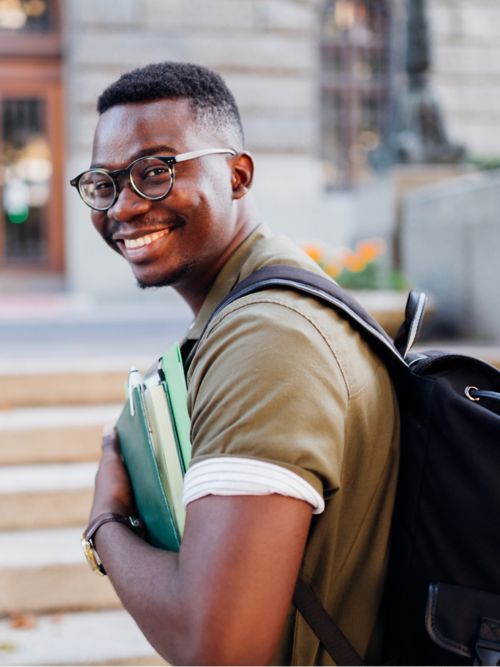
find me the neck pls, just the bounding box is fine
[174,197,260,315]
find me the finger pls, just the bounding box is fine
[101,424,119,452]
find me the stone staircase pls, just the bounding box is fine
[0,365,165,666]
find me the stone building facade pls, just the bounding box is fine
[64,0,331,300]
[429,0,500,160]
[1,0,499,302]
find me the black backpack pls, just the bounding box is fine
[188,264,500,666]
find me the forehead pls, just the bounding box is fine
[91,98,216,168]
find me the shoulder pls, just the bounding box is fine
[190,287,387,401]
[186,287,397,496]
[191,289,343,379]
[187,291,352,494]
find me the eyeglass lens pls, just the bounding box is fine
[79,157,173,210]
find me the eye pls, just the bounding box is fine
[81,173,114,199]
[95,180,114,191]
[143,165,169,179]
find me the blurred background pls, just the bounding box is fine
[0,0,499,664]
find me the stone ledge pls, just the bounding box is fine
[351,289,407,338]
[0,405,119,465]
[0,463,97,530]
[0,527,121,615]
[0,609,164,666]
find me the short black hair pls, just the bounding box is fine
[97,61,244,146]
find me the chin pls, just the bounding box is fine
[135,264,192,290]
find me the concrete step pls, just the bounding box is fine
[0,405,121,465]
[0,527,121,615]
[0,362,131,408]
[0,609,165,665]
[0,463,97,531]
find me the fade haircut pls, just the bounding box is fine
[97,61,244,147]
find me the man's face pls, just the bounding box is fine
[90,98,240,291]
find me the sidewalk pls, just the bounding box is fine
[1,290,499,369]
[0,292,192,369]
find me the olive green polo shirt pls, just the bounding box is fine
[185,225,399,665]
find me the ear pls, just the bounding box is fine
[231,152,254,199]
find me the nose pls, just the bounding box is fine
[107,184,151,221]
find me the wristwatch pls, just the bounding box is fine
[81,512,145,575]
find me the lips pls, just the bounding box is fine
[123,228,170,249]
[110,225,176,263]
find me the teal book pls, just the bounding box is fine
[115,343,191,552]
[160,344,191,472]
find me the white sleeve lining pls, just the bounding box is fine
[182,456,325,514]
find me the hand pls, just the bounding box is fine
[89,424,135,522]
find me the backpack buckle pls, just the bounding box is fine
[474,642,500,666]
[474,618,500,666]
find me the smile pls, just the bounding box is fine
[123,229,170,249]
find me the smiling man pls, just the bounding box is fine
[73,62,399,666]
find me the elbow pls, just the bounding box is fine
[178,624,275,666]
[180,647,273,666]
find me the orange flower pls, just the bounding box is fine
[342,253,366,273]
[302,244,324,263]
[324,262,341,278]
[357,239,386,263]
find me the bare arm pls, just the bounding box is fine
[91,431,312,666]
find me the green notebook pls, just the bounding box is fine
[160,344,191,472]
[115,343,191,552]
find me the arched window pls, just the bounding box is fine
[0,0,63,274]
[320,0,391,189]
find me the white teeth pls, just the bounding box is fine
[123,229,169,250]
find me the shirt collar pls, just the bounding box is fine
[184,223,272,341]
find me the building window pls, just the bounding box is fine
[320,0,391,189]
[2,97,53,264]
[0,0,63,272]
[0,0,55,32]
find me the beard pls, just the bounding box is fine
[135,262,193,290]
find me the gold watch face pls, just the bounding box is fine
[81,535,105,575]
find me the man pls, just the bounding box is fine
[72,62,399,665]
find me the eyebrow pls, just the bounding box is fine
[90,144,178,170]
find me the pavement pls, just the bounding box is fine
[0,609,165,666]
[1,289,499,370]
[1,289,499,368]
[0,292,192,368]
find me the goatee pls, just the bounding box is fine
[136,263,192,290]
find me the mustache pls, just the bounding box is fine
[104,214,186,244]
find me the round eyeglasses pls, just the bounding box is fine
[70,148,237,212]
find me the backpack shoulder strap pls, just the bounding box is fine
[293,577,365,665]
[185,264,405,372]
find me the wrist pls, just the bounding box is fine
[90,500,134,524]
[81,512,145,575]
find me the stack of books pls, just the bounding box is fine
[115,343,191,552]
